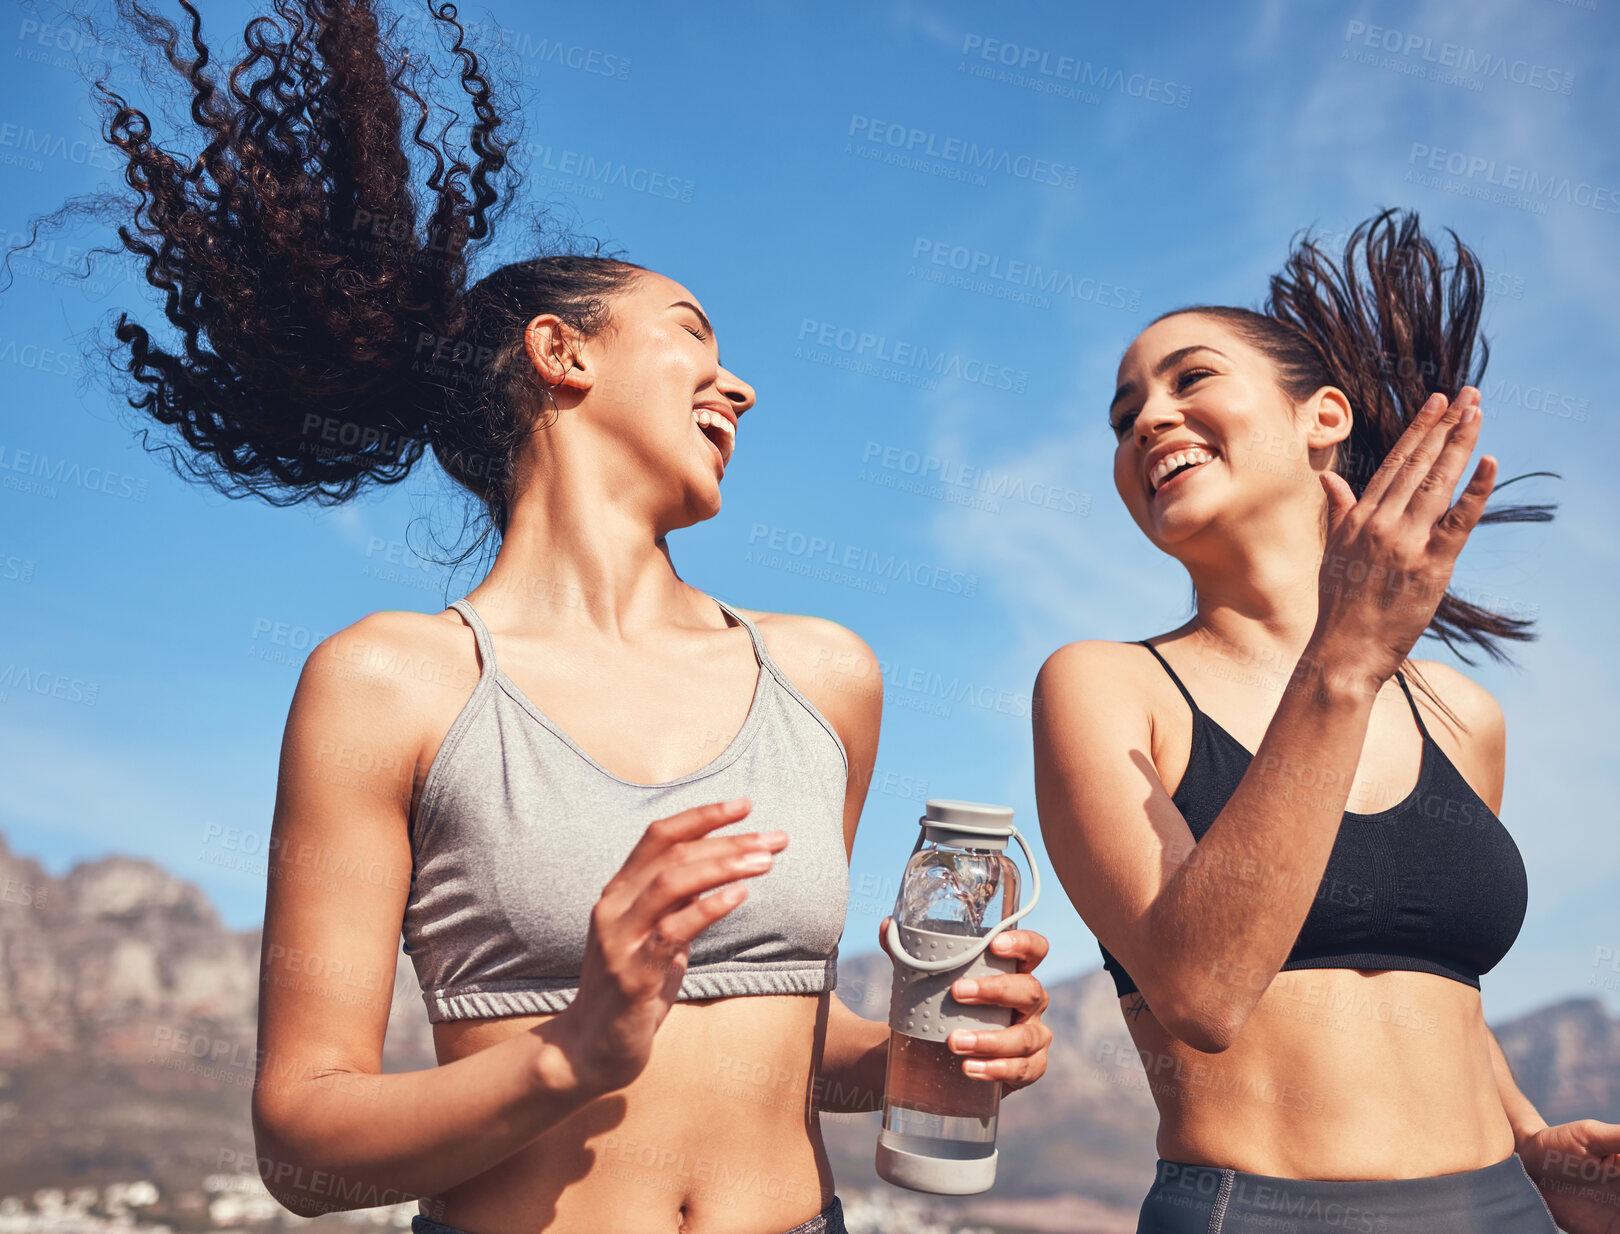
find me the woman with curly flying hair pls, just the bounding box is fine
[29,2,1056,1231]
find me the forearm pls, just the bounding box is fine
[815,995,890,1113]
[253,1018,602,1214]
[1146,646,1380,1041]
[1486,1027,1550,1151]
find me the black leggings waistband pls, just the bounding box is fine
[1137,1155,1557,1233]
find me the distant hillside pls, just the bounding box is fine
[3,830,1616,1230]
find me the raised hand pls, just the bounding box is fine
[1310,387,1497,690]
[552,798,787,1094]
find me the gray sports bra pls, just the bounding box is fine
[401,594,851,1022]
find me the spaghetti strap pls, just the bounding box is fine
[710,594,769,663]
[1137,639,1202,716]
[448,598,498,680]
[1392,670,1431,741]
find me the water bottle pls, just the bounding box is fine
[876,798,1042,1196]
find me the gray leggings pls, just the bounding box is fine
[1137,1155,1557,1233]
[410,1195,845,1234]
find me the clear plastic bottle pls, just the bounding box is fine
[876,799,1040,1195]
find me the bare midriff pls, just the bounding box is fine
[1123,967,1515,1179]
[428,994,835,1234]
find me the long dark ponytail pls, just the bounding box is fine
[1163,209,1555,669]
[9,0,643,542]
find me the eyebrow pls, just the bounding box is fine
[1109,345,1229,416]
[670,300,721,367]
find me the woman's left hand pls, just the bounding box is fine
[878,918,1052,1094]
[1519,1119,1620,1234]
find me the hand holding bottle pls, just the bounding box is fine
[878,917,1051,1091]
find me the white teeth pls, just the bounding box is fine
[693,409,735,438]
[1150,446,1214,492]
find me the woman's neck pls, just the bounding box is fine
[1174,517,1327,663]
[473,461,698,637]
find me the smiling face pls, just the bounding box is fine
[1109,312,1348,554]
[531,268,756,526]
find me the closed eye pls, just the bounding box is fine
[1110,408,1139,438]
[1176,366,1216,391]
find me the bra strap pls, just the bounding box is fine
[1137,639,1202,716]
[710,595,769,666]
[1392,670,1431,741]
[448,598,498,681]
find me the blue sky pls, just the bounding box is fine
[1,0,1616,1022]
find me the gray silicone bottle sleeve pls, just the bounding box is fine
[888,922,1016,1042]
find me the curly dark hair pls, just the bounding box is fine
[11,0,645,543]
[1154,209,1556,668]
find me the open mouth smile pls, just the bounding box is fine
[693,408,736,469]
[1149,445,1216,495]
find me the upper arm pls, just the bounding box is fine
[1031,640,1198,1003]
[744,610,882,857]
[252,613,441,1134]
[1408,660,1506,814]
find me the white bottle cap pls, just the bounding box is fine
[921,798,1014,850]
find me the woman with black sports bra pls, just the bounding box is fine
[1033,211,1620,1232]
[32,4,1056,1232]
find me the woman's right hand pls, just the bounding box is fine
[1309,386,1497,691]
[547,798,787,1095]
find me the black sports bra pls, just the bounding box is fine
[1098,640,1528,999]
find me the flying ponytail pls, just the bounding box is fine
[12,0,644,541]
[1162,208,1555,667]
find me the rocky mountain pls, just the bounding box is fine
[2,830,1616,1229]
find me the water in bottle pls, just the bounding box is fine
[876,799,1041,1195]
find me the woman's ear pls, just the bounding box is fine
[523,315,594,393]
[1304,385,1353,450]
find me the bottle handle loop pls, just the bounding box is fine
[883,824,1043,973]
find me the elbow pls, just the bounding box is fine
[250,1117,304,1215]
[251,1098,341,1216]
[1140,977,1253,1055]
[1157,1007,1241,1054]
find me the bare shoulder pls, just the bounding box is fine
[1034,638,1157,726]
[1404,658,1506,811]
[1037,637,1149,682]
[728,606,880,757]
[296,606,477,704]
[730,606,879,680]
[1404,658,1505,740]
